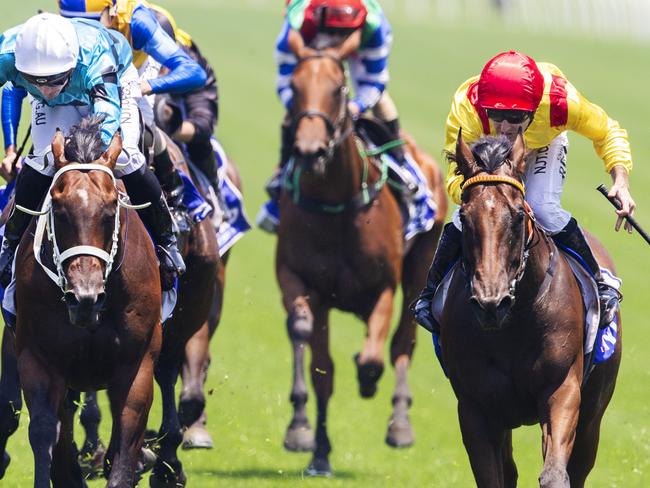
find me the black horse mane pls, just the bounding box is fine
[470,135,513,172]
[447,135,514,175]
[63,115,106,164]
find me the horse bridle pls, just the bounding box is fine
[16,163,150,292]
[461,174,535,297]
[290,53,353,162]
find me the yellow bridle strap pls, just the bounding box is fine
[461,174,526,196]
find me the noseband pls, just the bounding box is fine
[290,54,353,161]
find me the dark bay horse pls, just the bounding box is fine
[13,122,162,487]
[277,53,446,476]
[179,158,244,450]
[442,131,621,487]
[147,133,220,488]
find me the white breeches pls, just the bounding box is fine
[24,64,145,178]
[453,132,571,234]
[137,56,162,127]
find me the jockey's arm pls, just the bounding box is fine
[275,20,298,109]
[569,88,635,228]
[442,79,487,205]
[131,6,206,95]
[1,83,26,151]
[0,83,26,181]
[84,55,123,147]
[350,16,392,114]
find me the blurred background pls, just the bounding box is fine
[2,1,650,486]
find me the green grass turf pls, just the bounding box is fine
[2,1,650,486]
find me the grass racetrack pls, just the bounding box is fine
[2,1,650,486]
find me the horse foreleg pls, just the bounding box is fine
[180,321,209,427]
[180,321,212,449]
[278,266,314,452]
[356,288,393,398]
[151,353,186,488]
[538,366,581,488]
[78,391,104,479]
[458,398,513,488]
[305,306,333,477]
[51,391,85,488]
[18,349,66,488]
[104,355,155,488]
[0,327,21,479]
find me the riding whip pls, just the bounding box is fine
[597,184,650,245]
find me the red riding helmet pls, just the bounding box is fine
[477,51,545,112]
[306,0,368,30]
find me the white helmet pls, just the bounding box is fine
[15,13,79,78]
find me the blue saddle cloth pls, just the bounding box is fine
[379,149,437,242]
[183,137,251,256]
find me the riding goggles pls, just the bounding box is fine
[486,109,534,125]
[20,69,72,87]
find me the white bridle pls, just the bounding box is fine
[16,163,150,292]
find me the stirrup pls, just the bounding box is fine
[598,284,622,327]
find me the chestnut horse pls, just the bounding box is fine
[441,132,621,487]
[13,121,162,488]
[277,53,446,476]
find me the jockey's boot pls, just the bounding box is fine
[123,167,186,291]
[410,222,463,334]
[0,166,52,288]
[384,118,418,200]
[153,147,190,233]
[256,120,293,233]
[153,148,185,209]
[553,218,621,327]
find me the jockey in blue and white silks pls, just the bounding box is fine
[276,0,393,118]
[0,13,185,291]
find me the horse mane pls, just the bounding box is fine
[63,115,106,164]
[446,135,514,175]
[470,136,513,172]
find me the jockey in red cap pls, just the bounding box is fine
[413,50,635,335]
[257,0,404,233]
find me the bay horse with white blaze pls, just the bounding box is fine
[14,120,162,488]
[277,52,446,476]
[441,131,621,487]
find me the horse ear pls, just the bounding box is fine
[455,128,478,178]
[335,29,362,59]
[101,131,122,169]
[510,129,527,175]
[51,129,67,169]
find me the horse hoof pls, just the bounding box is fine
[182,424,214,450]
[0,451,10,479]
[136,447,157,475]
[304,457,332,477]
[354,354,384,398]
[284,424,315,452]
[78,442,106,480]
[385,417,415,448]
[178,397,205,429]
[149,464,187,488]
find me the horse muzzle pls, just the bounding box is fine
[64,290,106,330]
[469,293,514,330]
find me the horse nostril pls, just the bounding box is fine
[96,292,107,308]
[469,296,483,310]
[64,291,79,308]
[498,295,513,312]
